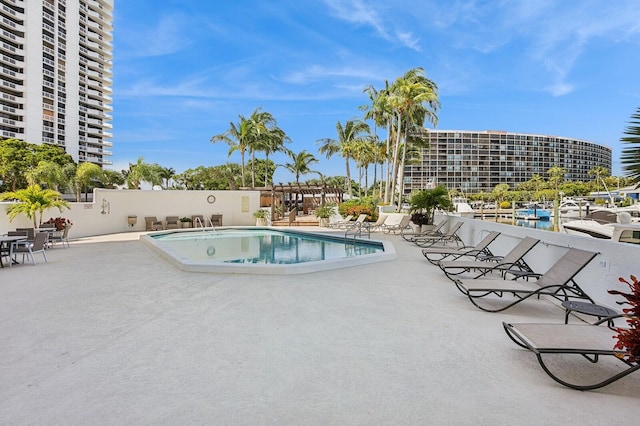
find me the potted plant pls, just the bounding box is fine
[314,204,334,227]
[409,185,452,231]
[253,209,268,226]
[608,275,640,362]
[179,217,192,228]
[43,217,73,231]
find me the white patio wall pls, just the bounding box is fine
[0,189,261,238]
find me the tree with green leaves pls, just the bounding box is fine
[74,162,104,201]
[0,138,34,191]
[0,184,70,228]
[362,68,439,206]
[587,166,609,196]
[284,150,319,185]
[102,169,125,189]
[25,160,68,192]
[547,165,567,200]
[211,114,253,188]
[409,185,452,225]
[317,119,371,198]
[621,107,640,184]
[124,157,162,189]
[158,167,176,189]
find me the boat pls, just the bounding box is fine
[560,210,637,241]
[558,198,599,219]
[450,196,475,219]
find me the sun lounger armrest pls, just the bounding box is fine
[505,270,542,281]
[476,254,503,262]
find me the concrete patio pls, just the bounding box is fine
[1,229,639,424]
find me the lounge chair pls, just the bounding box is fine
[503,318,640,390]
[368,214,388,232]
[328,214,353,229]
[10,231,48,266]
[401,220,446,242]
[145,217,163,231]
[422,230,500,265]
[437,236,539,281]
[412,221,464,248]
[381,215,411,234]
[165,216,180,230]
[454,248,598,312]
[342,214,368,230]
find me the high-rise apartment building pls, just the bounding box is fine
[0,0,113,166]
[403,130,612,195]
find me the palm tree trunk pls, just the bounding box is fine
[390,113,403,209]
[240,152,246,187]
[345,157,352,198]
[384,122,392,203]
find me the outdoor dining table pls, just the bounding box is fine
[0,235,27,268]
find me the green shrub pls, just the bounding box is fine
[338,197,378,221]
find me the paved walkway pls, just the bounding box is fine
[1,229,639,424]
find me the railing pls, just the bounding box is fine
[344,221,370,240]
[193,216,218,235]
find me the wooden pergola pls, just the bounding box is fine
[259,183,345,219]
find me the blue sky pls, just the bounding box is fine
[112,0,640,182]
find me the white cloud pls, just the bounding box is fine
[323,0,421,50]
[120,14,191,58]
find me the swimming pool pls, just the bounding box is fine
[141,228,396,274]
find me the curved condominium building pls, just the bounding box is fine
[0,0,114,166]
[403,130,612,194]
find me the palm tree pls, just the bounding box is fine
[588,166,609,199]
[362,81,393,200]
[211,114,252,188]
[621,107,640,184]
[75,162,104,201]
[25,160,68,192]
[317,120,371,197]
[547,165,567,199]
[158,167,176,189]
[386,67,439,207]
[246,108,277,188]
[125,157,161,190]
[352,139,376,197]
[284,150,319,185]
[0,184,70,228]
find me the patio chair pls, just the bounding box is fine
[502,318,640,390]
[191,215,205,228]
[412,221,464,248]
[10,231,48,266]
[48,224,71,248]
[381,215,412,234]
[400,220,446,242]
[211,214,223,227]
[144,217,163,231]
[422,231,500,265]
[328,214,353,229]
[454,248,598,312]
[165,216,180,230]
[437,236,539,282]
[16,227,35,242]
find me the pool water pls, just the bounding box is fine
[142,228,395,274]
